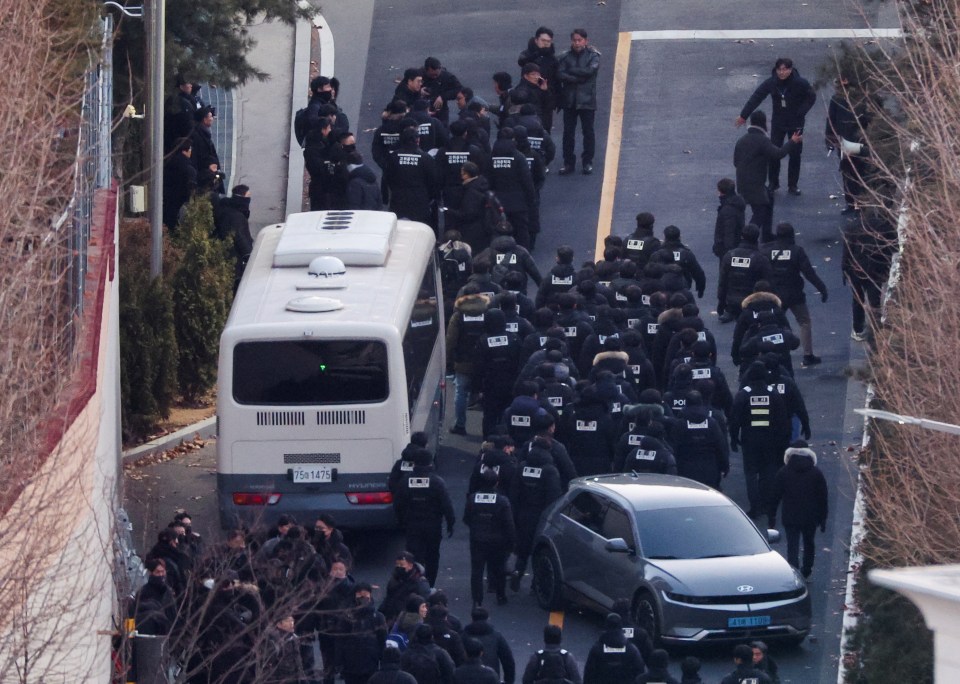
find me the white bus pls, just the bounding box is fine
[216,210,445,530]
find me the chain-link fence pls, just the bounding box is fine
[54,14,114,351]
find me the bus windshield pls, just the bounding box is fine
[232,340,388,405]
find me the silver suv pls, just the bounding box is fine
[531,473,810,645]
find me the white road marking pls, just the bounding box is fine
[629,28,903,41]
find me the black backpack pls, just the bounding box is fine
[294,107,309,148]
[533,649,574,684]
[438,243,471,294]
[482,190,509,236]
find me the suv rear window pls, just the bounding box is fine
[233,340,388,405]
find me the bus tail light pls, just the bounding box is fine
[232,492,282,506]
[346,491,393,505]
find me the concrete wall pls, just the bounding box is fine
[0,186,120,682]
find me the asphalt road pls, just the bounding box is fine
[123,0,898,680]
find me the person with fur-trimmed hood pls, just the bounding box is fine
[446,286,491,436]
[770,440,828,578]
[731,281,791,367]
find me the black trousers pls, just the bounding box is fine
[562,108,596,166]
[769,126,803,189]
[405,527,442,586]
[785,524,817,574]
[470,540,508,604]
[748,190,775,242]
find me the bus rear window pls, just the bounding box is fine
[233,340,388,405]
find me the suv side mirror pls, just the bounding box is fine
[604,538,633,554]
[766,529,781,544]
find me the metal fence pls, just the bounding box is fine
[56,14,115,343]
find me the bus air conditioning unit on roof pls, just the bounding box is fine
[272,210,397,268]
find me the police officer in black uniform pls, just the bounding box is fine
[649,225,706,298]
[509,437,562,593]
[671,391,730,488]
[763,221,829,367]
[393,447,456,587]
[624,212,662,269]
[485,128,537,249]
[729,362,792,525]
[383,127,440,229]
[717,224,772,323]
[472,309,523,438]
[464,469,516,607]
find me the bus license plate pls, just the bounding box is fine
[291,466,333,483]
[728,615,771,628]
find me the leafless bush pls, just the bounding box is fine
[0,0,112,680]
[828,3,960,568]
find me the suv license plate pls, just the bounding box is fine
[728,615,771,628]
[292,466,333,483]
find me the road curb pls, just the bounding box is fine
[122,416,217,465]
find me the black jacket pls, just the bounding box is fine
[624,229,661,268]
[559,397,618,476]
[462,620,516,684]
[477,235,542,291]
[670,405,730,487]
[486,138,536,213]
[762,236,827,307]
[471,314,523,394]
[454,659,500,684]
[717,242,772,310]
[734,128,797,205]
[214,194,253,259]
[422,68,463,122]
[371,115,409,170]
[731,292,791,364]
[583,628,645,684]
[383,143,440,224]
[463,486,516,548]
[518,38,561,99]
[446,176,490,253]
[190,123,220,174]
[613,432,676,475]
[162,151,197,229]
[558,46,601,110]
[346,164,383,210]
[729,382,791,453]
[335,605,387,675]
[771,449,828,528]
[739,67,816,131]
[713,193,747,257]
[392,465,456,533]
[650,241,706,297]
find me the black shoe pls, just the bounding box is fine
[449,425,466,436]
[769,183,780,192]
[788,186,802,196]
[509,572,521,593]
[718,312,735,324]
[558,165,575,175]
[581,163,593,175]
[802,354,822,367]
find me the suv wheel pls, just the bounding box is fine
[532,547,563,610]
[633,591,661,643]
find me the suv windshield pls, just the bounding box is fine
[636,505,769,560]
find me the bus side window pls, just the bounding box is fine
[402,255,440,410]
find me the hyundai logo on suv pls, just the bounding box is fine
[737,585,755,593]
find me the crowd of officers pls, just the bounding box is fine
[135,511,784,683]
[133,30,899,684]
[298,27,601,255]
